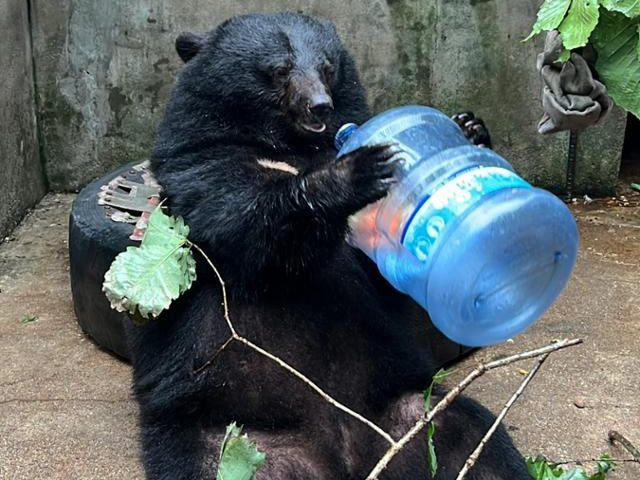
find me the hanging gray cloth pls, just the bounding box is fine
[536,30,612,134]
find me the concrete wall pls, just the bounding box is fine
[30,0,625,194]
[0,0,47,239]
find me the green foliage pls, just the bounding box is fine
[526,0,573,40]
[600,0,640,17]
[558,0,600,49]
[426,422,438,476]
[20,315,38,324]
[102,206,197,320]
[422,368,452,476]
[526,454,615,480]
[591,9,640,118]
[216,423,266,480]
[526,0,640,118]
[557,49,573,62]
[423,368,452,412]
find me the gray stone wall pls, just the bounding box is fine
[30,0,625,194]
[0,0,47,239]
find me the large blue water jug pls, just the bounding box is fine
[335,105,579,346]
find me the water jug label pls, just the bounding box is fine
[402,166,531,263]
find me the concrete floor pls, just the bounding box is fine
[0,192,639,479]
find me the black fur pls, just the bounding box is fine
[126,12,529,479]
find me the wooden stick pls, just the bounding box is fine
[190,242,236,336]
[192,244,396,446]
[365,339,583,480]
[191,239,585,478]
[455,353,550,480]
[609,430,640,463]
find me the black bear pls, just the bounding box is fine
[126,12,529,480]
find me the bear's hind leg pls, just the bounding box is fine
[374,393,530,480]
[140,408,211,480]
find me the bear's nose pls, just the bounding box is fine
[309,95,334,118]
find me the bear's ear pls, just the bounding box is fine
[175,32,205,63]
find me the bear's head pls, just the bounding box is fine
[171,13,370,148]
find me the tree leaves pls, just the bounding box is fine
[600,0,640,18]
[216,423,266,480]
[525,455,615,480]
[558,0,600,49]
[526,0,573,40]
[591,9,640,118]
[526,1,640,117]
[102,206,197,320]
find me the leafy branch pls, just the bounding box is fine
[103,207,584,479]
[364,339,583,480]
[527,0,640,118]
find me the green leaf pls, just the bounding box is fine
[526,456,561,479]
[216,423,266,480]
[591,9,640,117]
[559,0,601,49]
[102,207,197,320]
[526,0,573,40]
[601,0,640,18]
[423,368,453,412]
[556,49,573,62]
[20,315,38,324]
[525,455,615,480]
[591,454,615,480]
[426,422,438,476]
[433,368,453,384]
[142,205,191,249]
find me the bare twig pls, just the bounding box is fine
[192,336,234,375]
[235,335,397,445]
[552,458,640,466]
[365,339,583,480]
[455,353,550,480]
[191,237,585,479]
[189,242,235,336]
[609,430,640,462]
[191,244,397,446]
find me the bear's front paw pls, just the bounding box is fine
[452,111,492,149]
[336,144,400,208]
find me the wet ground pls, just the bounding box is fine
[0,188,638,479]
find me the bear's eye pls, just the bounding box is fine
[272,64,292,80]
[322,60,335,81]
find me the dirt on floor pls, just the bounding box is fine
[0,190,639,480]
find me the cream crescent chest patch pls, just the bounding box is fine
[257,159,299,176]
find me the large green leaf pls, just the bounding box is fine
[102,207,197,319]
[216,423,266,480]
[526,0,573,40]
[559,0,601,49]
[591,9,640,118]
[601,0,640,18]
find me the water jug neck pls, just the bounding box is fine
[335,123,358,150]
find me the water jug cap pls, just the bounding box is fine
[335,123,358,151]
